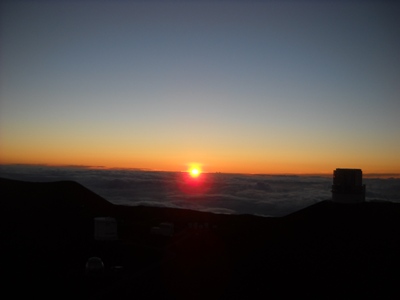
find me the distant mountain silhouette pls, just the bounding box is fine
[1,177,399,299]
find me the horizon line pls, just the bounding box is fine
[1,163,399,178]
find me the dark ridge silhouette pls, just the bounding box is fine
[1,177,399,299]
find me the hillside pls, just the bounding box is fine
[1,177,399,299]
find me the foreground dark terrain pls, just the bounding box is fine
[1,177,399,299]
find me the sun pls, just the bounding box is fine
[187,164,202,178]
[190,168,200,178]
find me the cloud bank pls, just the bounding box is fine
[1,165,399,217]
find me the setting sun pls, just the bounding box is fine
[190,168,200,177]
[188,163,202,178]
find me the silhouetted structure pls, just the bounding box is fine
[332,168,366,203]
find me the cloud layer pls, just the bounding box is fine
[1,165,399,217]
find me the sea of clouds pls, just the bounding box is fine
[1,164,399,217]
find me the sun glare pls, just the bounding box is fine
[190,168,200,177]
[188,163,202,178]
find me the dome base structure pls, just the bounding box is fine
[331,168,366,203]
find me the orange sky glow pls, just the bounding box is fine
[0,145,398,175]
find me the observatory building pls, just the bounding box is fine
[331,168,366,203]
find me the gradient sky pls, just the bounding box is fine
[1,0,399,174]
